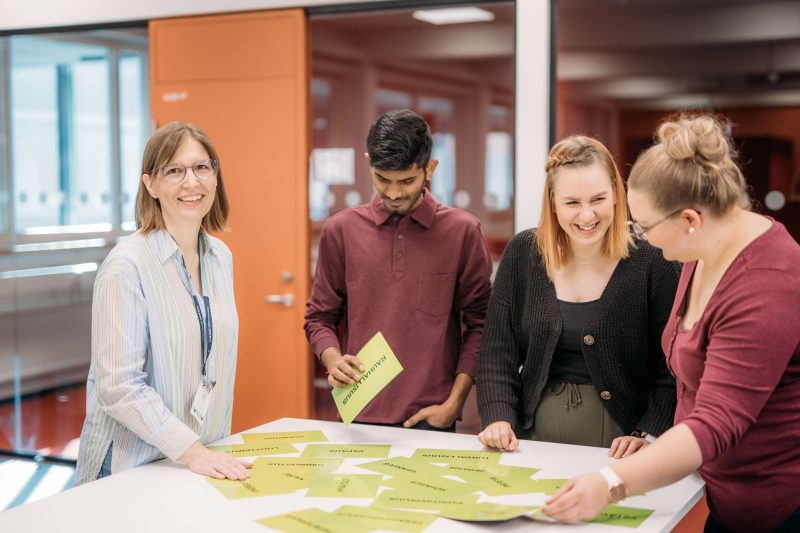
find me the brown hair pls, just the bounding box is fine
[628,113,746,217]
[535,135,632,280]
[135,121,229,233]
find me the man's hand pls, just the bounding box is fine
[478,420,519,451]
[178,441,250,480]
[403,401,459,429]
[321,347,366,388]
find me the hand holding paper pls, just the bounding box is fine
[331,332,403,425]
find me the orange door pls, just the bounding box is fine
[149,9,311,432]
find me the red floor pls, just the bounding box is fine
[0,384,86,459]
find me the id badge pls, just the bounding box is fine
[190,382,213,425]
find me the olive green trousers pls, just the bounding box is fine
[520,382,624,447]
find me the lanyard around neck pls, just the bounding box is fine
[176,235,214,385]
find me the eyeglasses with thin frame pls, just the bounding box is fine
[158,159,217,184]
[630,208,683,240]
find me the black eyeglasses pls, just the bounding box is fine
[630,209,684,241]
[158,159,217,184]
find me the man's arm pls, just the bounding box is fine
[403,372,473,428]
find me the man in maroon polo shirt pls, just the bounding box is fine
[304,109,493,431]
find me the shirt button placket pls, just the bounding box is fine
[393,218,407,276]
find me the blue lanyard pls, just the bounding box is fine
[192,293,213,378]
[176,235,214,385]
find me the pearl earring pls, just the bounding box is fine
[688,227,696,234]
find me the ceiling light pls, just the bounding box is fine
[412,7,495,25]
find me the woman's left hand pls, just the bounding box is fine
[608,436,649,458]
[543,471,609,523]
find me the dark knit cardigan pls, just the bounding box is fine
[476,229,680,437]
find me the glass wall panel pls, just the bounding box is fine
[10,37,112,232]
[1,28,149,508]
[119,51,148,228]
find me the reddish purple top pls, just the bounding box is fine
[663,220,800,532]
[304,192,492,424]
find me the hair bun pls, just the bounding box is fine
[657,115,729,165]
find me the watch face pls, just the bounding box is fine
[609,482,626,502]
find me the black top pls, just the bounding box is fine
[476,229,681,436]
[549,299,597,384]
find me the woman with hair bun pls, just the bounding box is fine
[543,114,800,533]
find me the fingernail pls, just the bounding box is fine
[354,374,360,380]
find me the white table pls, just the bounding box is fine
[0,417,704,532]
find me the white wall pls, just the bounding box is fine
[2,0,550,234]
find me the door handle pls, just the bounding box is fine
[265,293,294,307]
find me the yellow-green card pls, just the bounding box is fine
[301,443,391,459]
[241,430,328,444]
[381,474,477,496]
[371,490,479,511]
[251,457,343,473]
[331,505,437,533]
[356,456,450,479]
[256,508,369,533]
[208,442,297,457]
[589,505,655,528]
[305,474,383,498]
[411,448,502,465]
[530,478,569,495]
[440,502,542,522]
[331,332,403,424]
[208,469,311,499]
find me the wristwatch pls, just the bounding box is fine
[599,467,628,503]
[630,430,648,439]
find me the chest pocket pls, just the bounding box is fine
[416,273,457,318]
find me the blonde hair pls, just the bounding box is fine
[628,113,747,216]
[136,121,229,233]
[535,135,632,280]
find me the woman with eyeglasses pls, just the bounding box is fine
[543,115,800,532]
[477,135,679,458]
[76,122,248,484]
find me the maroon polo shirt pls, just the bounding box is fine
[663,221,800,532]
[304,191,493,424]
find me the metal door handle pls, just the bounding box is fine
[265,293,294,306]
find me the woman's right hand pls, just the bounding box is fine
[179,441,250,480]
[478,420,519,451]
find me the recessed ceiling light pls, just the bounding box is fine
[412,7,495,26]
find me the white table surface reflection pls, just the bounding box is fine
[0,417,704,532]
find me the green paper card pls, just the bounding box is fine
[372,490,480,511]
[331,505,437,533]
[301,443,391,459]
[530,478,569,495]
[356,456,450,479]
[208,469,312,499]
[444,464,542,496]
[589,505,655,528]
[305,473,383,498]
[444,464,540,483]
[208,442,297,457]
[251,457,343,473]
[411,448,502,465]
[331,332,404,424]
[381,474,477,496]
[440,502,543,522]
[256,508,369,533]
[242,430,328,444]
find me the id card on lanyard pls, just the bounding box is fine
[177,237,215,426]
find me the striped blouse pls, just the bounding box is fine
[75,229,238,485]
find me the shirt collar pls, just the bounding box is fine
[369,189,437,228]
[149,228,222,263]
